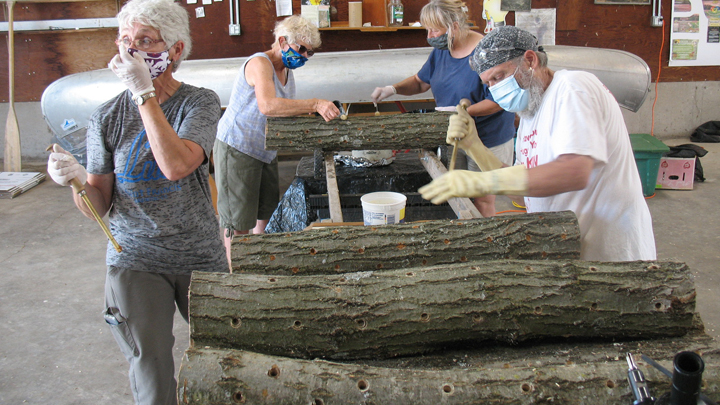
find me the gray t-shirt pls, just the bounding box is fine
[86,83,227,275]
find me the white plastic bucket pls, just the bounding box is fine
[360,192,406,226]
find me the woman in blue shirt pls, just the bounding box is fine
[371,0,516,217]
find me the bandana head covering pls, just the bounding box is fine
[470,26,543,74]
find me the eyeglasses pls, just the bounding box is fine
[116,36,165,51]
[284,37,314,57]
[295,44,314,57]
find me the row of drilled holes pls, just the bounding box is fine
[234,365,643,403]
[231,379,548,403]
[229,298,669,331]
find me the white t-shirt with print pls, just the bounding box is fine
[515,70,656,261]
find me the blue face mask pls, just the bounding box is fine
[281,45,308,69]
[489,68,530,113]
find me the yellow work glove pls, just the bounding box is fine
[447,104,503,172]
[419,165,528,204]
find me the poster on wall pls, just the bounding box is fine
[669,0,720,65]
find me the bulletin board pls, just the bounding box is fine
[669,0,720,66]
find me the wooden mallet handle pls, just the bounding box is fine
[448,98,472,171]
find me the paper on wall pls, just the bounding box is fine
[515,8,556,46]
[276,0,292,16]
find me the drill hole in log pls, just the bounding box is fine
[230,318,242,328]
[647,264,660,270]
[654,302,665,311]
[309,248,317,255]
[442,384,454,394]
[268,278,276,283]
[406,271,415,277]
[524,265,534,272]
[534,306,542,314]
[292,320,303,330]
[606,380,615,388]
[314,399,324,405]
[356,319,367,329]
[268,365,280,378]
[357,379,369,391]
[233,391,245,403]
[472,315,484,324]
[591,302,598,311]
[420,313,430,322]
[521,383,533,393]
[589,266,598,271]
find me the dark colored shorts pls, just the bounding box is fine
[213,139,279,232]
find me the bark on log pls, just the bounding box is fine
[190,260,696,360]
[230,211,581,275]
[265,112,452,152]
[178,332,720,405]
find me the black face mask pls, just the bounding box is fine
[427,33,449,50]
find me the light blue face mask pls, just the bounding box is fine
[489,67,530,113]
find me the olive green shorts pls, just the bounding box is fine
[213,139,279,233]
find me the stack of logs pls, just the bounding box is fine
[178,211,719,404]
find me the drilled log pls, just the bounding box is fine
[190,260,696,360]
[230,211,581,275]
[178,332,720,405]
[265,112,452,152]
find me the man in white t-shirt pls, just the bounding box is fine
[419,26,656,261]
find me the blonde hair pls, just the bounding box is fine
[420,0,470,49]
[273,15,322,49]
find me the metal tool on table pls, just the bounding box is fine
[47,144,123,253]
[641,352,716,405]
[626,352,656,405]
[448,98,471,171]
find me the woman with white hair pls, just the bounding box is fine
[370,0,516,217]
[214,15,340,265]
[46,0,227,402]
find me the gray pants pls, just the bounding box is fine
[104,266,191,405]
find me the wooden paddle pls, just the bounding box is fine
[4,0,21,172]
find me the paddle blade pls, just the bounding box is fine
[4,105,21,172]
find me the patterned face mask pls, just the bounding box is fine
[281,45,308,70]
[427,33,449,50]
[127,48,172,80]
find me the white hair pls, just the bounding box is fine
[273,15,322,49]
[117,0,192,71]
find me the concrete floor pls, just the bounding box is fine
[1,140,719,404]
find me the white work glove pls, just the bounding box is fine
[47,144,87,187]
[108,45,154,97]
[447,104,503,172]
[370,85,396,103]
[419,165,528,204]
